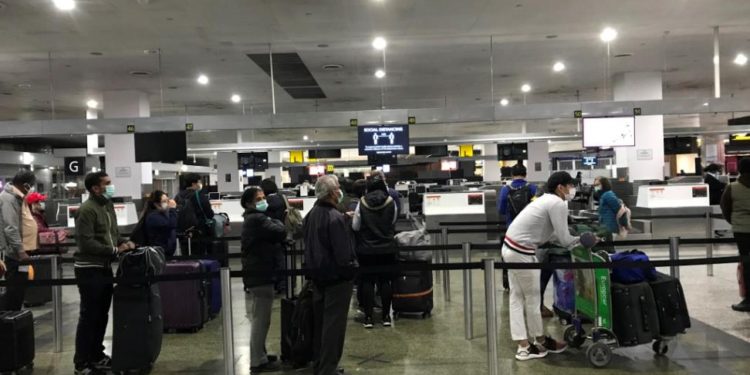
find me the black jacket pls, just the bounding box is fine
[175,188,215,236]
[354,191,396,255]
[144,209,178,256]
[705,174,727,206]
[303,200,358,284]
[241,209,286,287]
[265,193,287,222]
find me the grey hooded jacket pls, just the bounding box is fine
[0,183,25,261]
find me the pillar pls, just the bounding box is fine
[103,91,151,199]
[482,144,501,182]
[266,151,283,184]
[613,72,665,182]
[526,141,550,182]
[217,152,242,193]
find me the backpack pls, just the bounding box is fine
[616,199,632,238]
[177,193,203,235]
[610,250,657,284]
[507,183,532,218]
[283,196,304,240]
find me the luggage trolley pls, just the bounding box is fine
[563,244,670,368]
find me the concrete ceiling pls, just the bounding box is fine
[0,0,749,122]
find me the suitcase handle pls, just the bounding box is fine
[638,295,651,332]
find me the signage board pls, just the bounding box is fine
[357,125,410,155]
[64,157,86,176]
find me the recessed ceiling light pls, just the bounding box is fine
[372,37,387,50]
[703,102,709,106]
[600,27,618,42]
[90,52,103,56]
[552,61,566,72]
[86,99,98,109]
[143,49,159,55]
[197,74,209,85]
[53,0,76,11]
[303,135,309,141]
[500,98,509,106]
[734,53,748,66]
[322,64,344,71]
[230,94,241,103]
[521,83,532,93]
[16,83,32,89]
[374,69,386,78]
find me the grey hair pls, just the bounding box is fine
[315,175,340,200]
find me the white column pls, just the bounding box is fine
[266,151,283,184]
[217,152,242,193]
[482,144,501,182]
[526,141,550,182]
[613,72,665,182]
[103,90,151,199]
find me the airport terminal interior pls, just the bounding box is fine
[2,0,750,374]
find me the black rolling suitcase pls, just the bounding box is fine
[392,261,433,319]
[112,247,165,374]
[24,255,55,307]
[0,310,35,373]
[649,272,691,336]
[611,282,661,346]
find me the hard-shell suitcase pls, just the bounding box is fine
[112,284,163,373]
[198,259,222,318]
[392,261,433,318]
[611,282,661,346]
[24,255,54,307]
[0,310,35,372]
[648,272,691,336]
[160,261,208,331]
[209,239,230,267]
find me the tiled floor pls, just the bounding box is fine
[23,244,750,374]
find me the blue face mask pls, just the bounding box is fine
[256,199,269,212]
[104,185,115,199]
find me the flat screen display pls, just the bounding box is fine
[135,131,187,162]
[583,117,636,148]
[441,160,458,171]
[308,149,341,159]
[357,125,410,155]
[309,165,325,176]
[497,143,527,161]
[415,145,448,157]
[237,152,269,171]
[582,156,598,166]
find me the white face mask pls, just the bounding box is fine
[160,202,169,210]
[565,187,577,201]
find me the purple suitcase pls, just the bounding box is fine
[160,261,208,332]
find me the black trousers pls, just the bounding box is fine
[313,280,353,375]
[74,267,113,366]
[735,232,750,301]
[1,258,28,311]
[540,268,554,306]
[358,253,396,319]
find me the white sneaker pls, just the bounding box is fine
[515,344,548,361]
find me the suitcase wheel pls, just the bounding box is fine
[652,340,669,356]
[587,342,612,368]
[564,325,585,349]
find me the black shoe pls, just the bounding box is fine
[251,360,281,373]
[74,364,106,375]
[731,300,750,312]
[266,354,278,363]
[363,316,374,329]
[382,315,392,327]
[93,355,112,371]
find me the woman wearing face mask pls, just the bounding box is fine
[142,190,178,256]
[593,177,621,238]
[240,187,286,374]
[26,192,50,232]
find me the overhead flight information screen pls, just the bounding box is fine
[357,125,410,155]
[583,116,635,148]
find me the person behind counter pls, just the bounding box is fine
[720,158,750,312]
[593,177,622,237]
[704,164,727,206]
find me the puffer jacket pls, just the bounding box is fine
[241,208,286,288]
[353,190,397,255]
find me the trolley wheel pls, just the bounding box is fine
[586,342,612,368]
[564,325,585,349]
[652,340,669,356]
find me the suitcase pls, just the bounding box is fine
[209,239,229,267]
[0,310,35,372]
[24,255,54,307]
[648,272,691,336]
[551,254,575,324]
[611,282,661,346]
[160,261,208,331]
[198,259,222,318]
[112,284,163,373]
[392,262,433,318]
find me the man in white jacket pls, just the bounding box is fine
[502,171,581,361]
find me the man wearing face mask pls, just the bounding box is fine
[303,175,358,375]
[176,173,215,256]
[501,171,582,361]
[0,169,37,311]
[73,172,135,375]
[240,187,286,373]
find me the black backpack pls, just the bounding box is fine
[507,184,532,218]
[177,194,202,234]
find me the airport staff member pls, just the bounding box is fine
[502,171,579,361]
[720,158,750,312]
[73,172,135,375]
[0,169,37,311]
[303,175,358,375]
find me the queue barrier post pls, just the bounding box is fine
[220,267,236,375]
[483,258,498,375]
[51,255,63,353]
[462,242,473,340]
[705,210,714,277]
[669,237,681,279]
[442,227,451,302]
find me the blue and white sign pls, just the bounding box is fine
[358,125,410,155]
[582,156,598,166]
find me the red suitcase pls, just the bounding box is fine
[159,261,208,332]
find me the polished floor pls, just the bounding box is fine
[23,244,750,374]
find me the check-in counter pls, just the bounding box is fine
[66,202,139,229]
[210,197,318,232]
[423,191,497,244]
